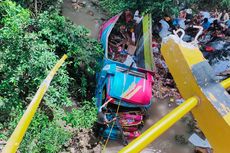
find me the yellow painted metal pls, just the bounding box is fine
[119,97,198,153]
[220,78,230,125]
[221,78,230,89]
[2,54,67,153]
[161,36,230,153]
[143,14,154,71]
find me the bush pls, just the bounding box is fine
[99,0,136,16]
[99,0,179,17]
[0,1,103,152]
[63,101,97,129]
[12,0,63,15]
[99,0,230,17]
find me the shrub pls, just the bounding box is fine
[63,101,97,129]
[99,0,230,17]
[12,0,63,14]
[99,0,179,16]
[0,1,103,152]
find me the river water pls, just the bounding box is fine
[62,0,106,38]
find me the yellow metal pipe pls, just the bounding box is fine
[119,97,199,153]
[221,78,230,89]
[2,54,67,153]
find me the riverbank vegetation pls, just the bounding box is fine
[0,0,103,152]
[99,0,230,16]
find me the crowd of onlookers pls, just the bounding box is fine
[157,9,230,39]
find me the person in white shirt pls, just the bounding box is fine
[159,19,171,38]
[218,10,229,23]
[200,11,210,20]
[134,10,143,24]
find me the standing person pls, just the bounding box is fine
[185,8,193,23]
[202,18,211,30]
[130,28,136,44]
[125,9,133,23]
[159,15,171,38]
[134,10,143,24]
[178,10,186,29]
[94,99,116,139]
[227,20,230,28]
[121,44,129,55]
[218,10,229,23]
[209,12,218,24]
[223,11,229,23]
[200,11,210,20]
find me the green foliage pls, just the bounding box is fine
[63,100,97,129]
[99,0,179,16]
[99,0,230,17]
[36,124,70,153]
[34,11,103,100]
[143,0,179,16]
[0,1,103,152]
[12,0,63,14]
[99,0,136,15]
[7,108,71,153]
[197,0,230,9]
[220,0,230,7]
[179,0,230,10]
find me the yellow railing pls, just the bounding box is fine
[221,78,230,89]
[2,54,67,153]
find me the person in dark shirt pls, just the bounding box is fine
[120,44,129,55]
[94,99,116,139]
[202,18,211,30]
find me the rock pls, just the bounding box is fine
[92,144,102,153]
[0,141,6,145]
[91,0,99,6]
[194,128,202,133]
[78,1,86,7]
[82,1,87,5]
[194,147,213,153]
[87,10,94,16]
[70,147,75,153]
[0,140,6,151]
[72,3,82,10]
[72,1,87,10]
